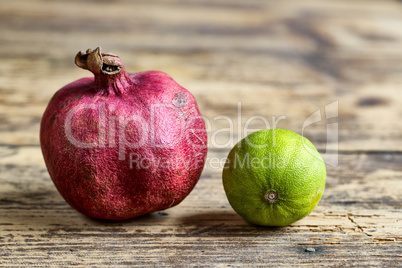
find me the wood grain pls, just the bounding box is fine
[0,0,401,266]
[0,147,401,266]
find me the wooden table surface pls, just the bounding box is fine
[1,0,401,266]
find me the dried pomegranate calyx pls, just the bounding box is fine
[74,47,134,96]
[75,47,123,75]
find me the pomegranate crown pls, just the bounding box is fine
[75,47,123,76]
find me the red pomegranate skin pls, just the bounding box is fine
[40,48,207,220]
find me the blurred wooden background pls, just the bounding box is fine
[0,0,401,266]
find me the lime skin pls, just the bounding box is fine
[222,129,326,226]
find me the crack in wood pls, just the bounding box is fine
[347,214,373,237]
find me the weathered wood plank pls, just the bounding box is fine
[0,147,401,266]
[1,0,402,150]
[1,0,401,266]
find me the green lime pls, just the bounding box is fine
[222,129,326,226]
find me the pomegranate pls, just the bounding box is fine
[40,47,207,220]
